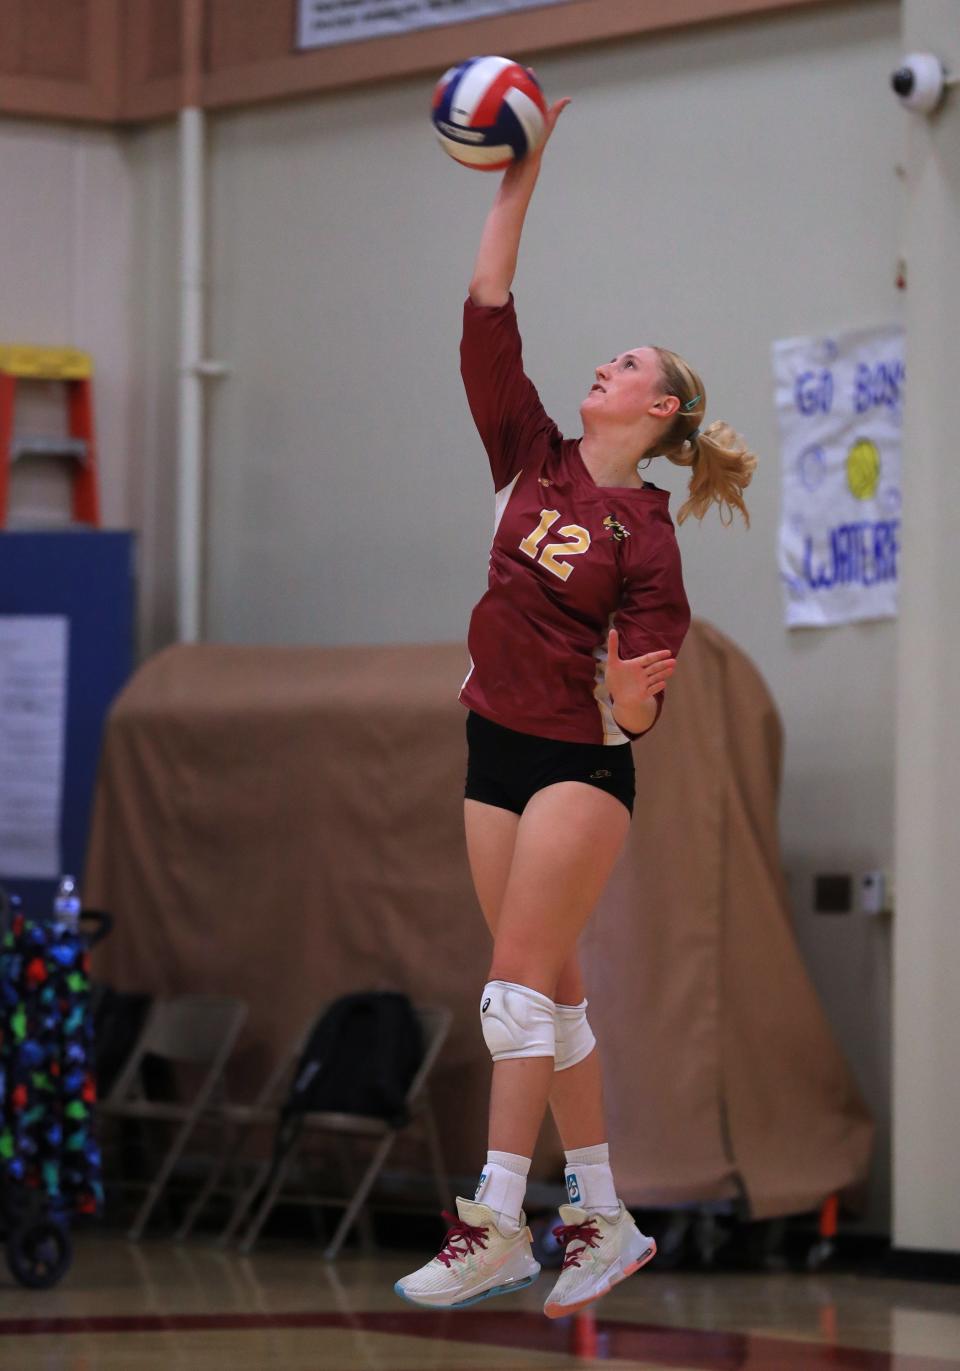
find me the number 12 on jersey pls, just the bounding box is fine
[519,509,592,583]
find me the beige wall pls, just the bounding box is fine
[3,1,912,1235]
[0,117,135,529]
[893,0,960,1254]
[124,121,180,657]
[195,2,901,1227]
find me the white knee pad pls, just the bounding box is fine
[480,980,556,1062]
[554,998,596,1072]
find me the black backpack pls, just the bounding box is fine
[283,991,424,1129]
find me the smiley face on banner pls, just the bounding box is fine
[846,438,881,502]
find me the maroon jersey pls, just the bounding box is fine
[459,294,691,746]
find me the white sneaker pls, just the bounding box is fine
[543,1201,656,1319]
[394,1197,541,1310]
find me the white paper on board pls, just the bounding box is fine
[0,616,69,879]
[296,0,576,49]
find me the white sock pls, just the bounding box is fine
[473,1150,530,1234]
[564,1142,620,1218]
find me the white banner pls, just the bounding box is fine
[0,616,69,878]
[296,0,576,49]
[773,324,904,629]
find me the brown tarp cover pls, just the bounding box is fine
[86,620,872,1219]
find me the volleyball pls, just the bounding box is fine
[431,56,548,171]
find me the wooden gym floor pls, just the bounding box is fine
[1,1232,959,1370]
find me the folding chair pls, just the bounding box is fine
[99,994,248,1240]
[172,1019,312,1242]
[231,1003,452,1260]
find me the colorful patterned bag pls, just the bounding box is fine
[0,905,104,1223]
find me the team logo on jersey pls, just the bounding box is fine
[603,515,631,542]
[566,1172,582,1204]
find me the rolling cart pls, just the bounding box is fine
[0,883,111,1287]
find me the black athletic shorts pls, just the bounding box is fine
[464,710,636,817]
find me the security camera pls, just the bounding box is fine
[891,53,950,113]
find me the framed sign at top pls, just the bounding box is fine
[296,0,577,50]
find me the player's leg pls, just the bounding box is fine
[484,780,631,1154]
[395,793,539,1311]
[483,784,655,1321]
[534,832,657,1319]
[464,795,609,1177]
[396,783,629,1310]
[551,955,607,1151]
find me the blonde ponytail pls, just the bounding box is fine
[651,348,757,527]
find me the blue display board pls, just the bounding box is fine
[0,530,135,916]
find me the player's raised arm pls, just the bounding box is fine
[468,97,571,307]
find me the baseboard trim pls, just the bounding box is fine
[883,1247,960,1284]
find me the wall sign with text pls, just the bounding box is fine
[296,0,576,50]
[773,323,904,629]
[0,616,68,879]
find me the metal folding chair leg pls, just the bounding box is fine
[238,1146,300,1254]
[174,1114,242,1242]
[217,1155,273,1247]
[322,1131,397,1261]
[127,1114,205,1242]
[334,1137,375,1255]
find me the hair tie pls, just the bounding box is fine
[688,426,702,442]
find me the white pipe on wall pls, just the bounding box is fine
[176,103,205,644]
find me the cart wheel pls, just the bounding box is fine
[654,1210,693,1270]
[806,1237,835,1272]
[529,1214,564,1268]
[7,1220,72,1289]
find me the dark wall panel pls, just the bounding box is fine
[0,0,118,121]
[0,0,843,124]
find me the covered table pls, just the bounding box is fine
[85,621,872,1217]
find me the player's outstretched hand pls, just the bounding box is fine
[504,91,570,182]
[606,630,675,705]
[541,96,572,146]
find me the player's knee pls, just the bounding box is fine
[554,998,596,1071]
[480,980,556,1062]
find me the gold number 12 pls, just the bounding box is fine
[519,508,592,583]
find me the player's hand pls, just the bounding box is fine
[508,91,570,178]
[605,631,675,706]
[541,96,572,145]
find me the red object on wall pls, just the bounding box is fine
[0,359,100,528]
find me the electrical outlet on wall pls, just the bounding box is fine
[860,870,891,916]
[814,874,853,914]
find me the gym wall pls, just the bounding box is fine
[1,0,902,1233]
[191,1,898,1230]
[0,118,136,530]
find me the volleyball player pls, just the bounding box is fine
[396,97,755,1318]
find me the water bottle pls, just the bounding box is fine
[53,875,82,934]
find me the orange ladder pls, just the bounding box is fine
[0,344,100,527]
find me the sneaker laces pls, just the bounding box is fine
[435,1210,490,1268]
[553,1216,601,1270]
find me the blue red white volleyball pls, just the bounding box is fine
[432,57,548,170]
